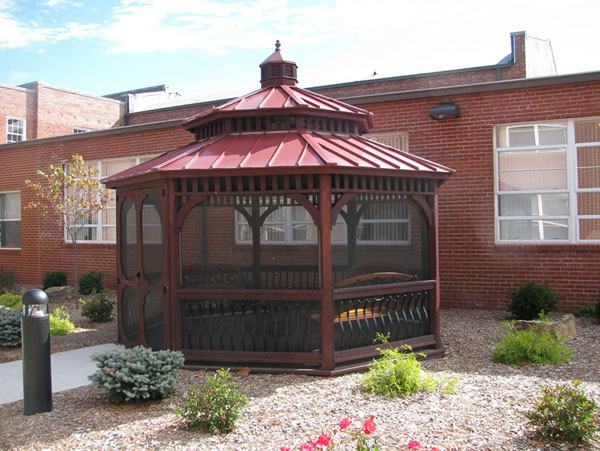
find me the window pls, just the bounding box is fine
[364,132,408,151]
[235,202,409,244]
[73,127,94,134]
[0,192,21,248]
[495,119,600,242]
[65,156,156,243]
[6,117,26,143]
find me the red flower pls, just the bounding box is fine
[407,440,422,450]
[338,417,352,430]
[316,433,332,447]
[280,448,290,451]
[300,444,314,451]
[363,416,377,435]
[430,448,441,451]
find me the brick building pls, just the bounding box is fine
[1,31,599,311]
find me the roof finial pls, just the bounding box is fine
[275,40,281,51]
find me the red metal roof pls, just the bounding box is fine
[104,130,453,184]
[182,84,375,132]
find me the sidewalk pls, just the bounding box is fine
[0,343,119,405]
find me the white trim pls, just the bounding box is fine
[494,117,600,244]
[6,116,26,143]
[0,191,21,249]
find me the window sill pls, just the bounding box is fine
[0,248,22,255]
[495,242,600,252]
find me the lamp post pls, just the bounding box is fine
[22,289,52,415]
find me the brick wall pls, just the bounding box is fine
[0,85,36,142]
[0,125,192,289]
[358,80,600,311]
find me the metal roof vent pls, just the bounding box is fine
[260,40,298,88]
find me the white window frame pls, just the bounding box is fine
[6,116,26,143]
[64,155,156,244]
[494,118,600,244]
[235,203,410,245]
[0,191,21,249]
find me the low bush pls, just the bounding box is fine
[89,345,185,403]
[526,381,599,443]
[42,271,68,290]
[0,307,21,346]
[49,306,75,335]
[362,337,457,397]
[508,282,557,320]
[0,266,17,295]
[79,290,113,322]
[492,321,571,365]
[176,368,248,433]
[78,271,104,295]
[0,292,22,310]
[573,305,596,318]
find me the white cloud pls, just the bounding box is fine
[9,69,32,82]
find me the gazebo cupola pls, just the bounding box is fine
[260,39,298,88]
[105,42,454,375]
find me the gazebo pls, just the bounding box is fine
[104,42,454,374]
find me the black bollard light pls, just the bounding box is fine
[22,289,52,415]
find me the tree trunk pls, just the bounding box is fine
[72,233,79,308]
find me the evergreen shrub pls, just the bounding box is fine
[42,271,68,290]
[508,282,557,320]
[89,345,185,403]
[79,290,113,322]
[78,271,104,295]
[0,308,21,346]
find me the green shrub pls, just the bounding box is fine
[79,290,113,322]
[49,306,75,335]
[0,266,17,294]
[492,321,571,365]
[0,308,21,346]
[526,381,599,443]
[78,271,104,295]
[573,305,596,318]
[89,345,185,403]
[596,298,600,323]
[42,271,68,290]
[0,292,22,310]
[509,282,557,320]
[362,343,457,397]
[176,368,248,433]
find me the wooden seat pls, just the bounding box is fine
[334,271,415,288]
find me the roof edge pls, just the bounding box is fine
[338,71,600,105]
[0,119,183,149]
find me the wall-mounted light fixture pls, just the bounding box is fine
[429,101,460,120]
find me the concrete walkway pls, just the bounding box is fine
[0,343,119,405]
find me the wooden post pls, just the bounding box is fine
[167,179,178,350]
[319,174,334,371]
[428,193,442,351]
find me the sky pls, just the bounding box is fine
[1,0,599,103]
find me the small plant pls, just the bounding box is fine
[596,297,600,323]
[89,345,184,403]
[492,320,571,365]
[0,307,21,346]
[176,368,248,433]
[573,305,596,318]
[78,270,104,295]
[0,266,17,294]
[362,341,457,397]
[526,380,599,443]
[49,306,76,335]
[0,292,22,310]
[508,282,557,320]
[42,270,68,290]
[79,290,113,322]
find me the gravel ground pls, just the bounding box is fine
[0,309,599,451]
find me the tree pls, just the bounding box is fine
[25,154,112,297]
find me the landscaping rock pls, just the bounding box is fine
[46,286,74,303]
[513,314,576,340]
